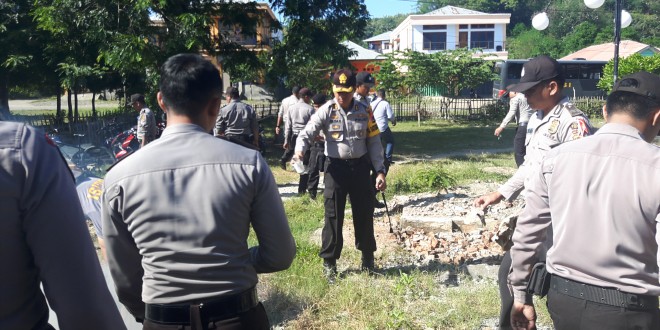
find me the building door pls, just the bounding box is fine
[459,31,468,48]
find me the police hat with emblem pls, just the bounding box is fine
[356,71,375,87]
[332,69,356,93]
[509,55,563,93]
[611,71,660,103]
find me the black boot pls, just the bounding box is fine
[361,252,375,272]
[323,258,337,283]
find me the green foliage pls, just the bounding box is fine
[363,13,409,44]
[266,0,369,92]
[390,164,456,193]
[598,53,660,93]
[373,48,495,98]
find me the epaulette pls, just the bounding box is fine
[564,103,586,117]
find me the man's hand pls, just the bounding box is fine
[391,120,397,126]
[283,142,288,150]
[375,172,387,191]
[511,301,536,330]
[275,126,281,135]
[494,126,504,137]
[473,191,504,210]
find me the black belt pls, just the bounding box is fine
[145,287,259,324]
[328,156,366,166]
[551,275,658,310]
[518,122,528,127]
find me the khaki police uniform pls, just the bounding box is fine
[498,98,593,201]
[214,99,258,144]
[0,122,124,329]
[76,177,104,237]
[279,94,299,166]
[510,123,660,329]
[496,97,593,328]
[137,107,157,145]
[102,124,296,322]
[286,99,315,194]
[296,98,385,260]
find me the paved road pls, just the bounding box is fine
[46,261,143,329]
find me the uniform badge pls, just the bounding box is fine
[331,124,341,130]
[547,119,559,134]
[331,132,341,140]
[339,73,347,84]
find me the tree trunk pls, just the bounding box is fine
[74,89,79,122]
[0,70,10,120]
[67,89,73,124]
[92,92,96,117]
[56,87,62,124]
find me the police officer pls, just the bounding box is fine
[215,86,260,149]
[494,89,533,167]
[472,55,594,329]
[509,71,660,330]
[277,86,300,169]
[295,69,386,283]
[76,176,107,259]
[284,87,315,194]
[0,121,124,329]
[371,89,396,169]
[354,71,375,106]
[102,54,296,329]
[131,93,158,147]
[306,93,328,199]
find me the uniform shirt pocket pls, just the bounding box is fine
[327,122,344,141]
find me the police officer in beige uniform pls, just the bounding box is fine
[102,54,295,329]
[509,72,660,330]
[284,88,315,194]
[214,86,259,149]
[131,93,158,147]
[277,86,300,169]
[0,121,125,329]
[295,69,386,282]
[473,55,594,329]
[495,90,534,167]
[306,93,328,199]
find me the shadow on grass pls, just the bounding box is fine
[263,287,310,326]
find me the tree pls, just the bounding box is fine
[267,0,369,96]
[597,53,660,93]
[363,13,408,45]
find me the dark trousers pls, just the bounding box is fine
[380,127,395,164]
[143,302,269,330]
[297,149,310,194]
[319,157,376,260]
[513,124,527,167]
[307,142,325,195]
[547,286,660,330]
[497,251,513,329]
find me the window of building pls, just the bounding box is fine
[470,31,494,49]
[423,25,446,30]
[471,24,494,29]
[423,32,446,50]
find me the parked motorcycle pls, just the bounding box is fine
[108,126,139,161]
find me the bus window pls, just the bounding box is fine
[507,63,523,79]
[580,64,603,79]
[563,64,580,79]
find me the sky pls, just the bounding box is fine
[364,0,418,18]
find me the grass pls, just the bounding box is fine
[259,151,554,329]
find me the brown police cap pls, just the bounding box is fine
[332,69,356,93]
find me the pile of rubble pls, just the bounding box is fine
[383,182,525,266]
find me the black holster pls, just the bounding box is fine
[526,263,551,298]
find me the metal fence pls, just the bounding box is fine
[391,96,506,121]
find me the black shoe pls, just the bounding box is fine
[308,191,317,200]
[374,199,385,209]
[361,252,375,272]
[280,161,286,170]
[323,258,337,283]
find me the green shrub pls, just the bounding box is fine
[390,164,456,193]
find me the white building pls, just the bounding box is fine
[371,6,510,60]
